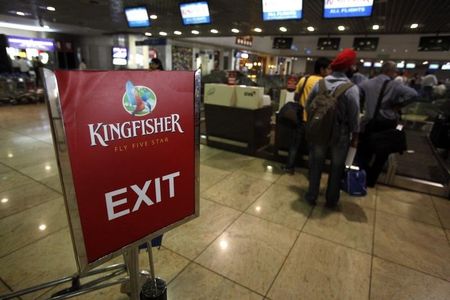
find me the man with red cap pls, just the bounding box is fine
[304,49,360,208]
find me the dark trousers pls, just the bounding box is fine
[286,124,305,169]
[305,130,350,205]
[357,118,397,187]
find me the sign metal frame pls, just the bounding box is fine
[42,69,201,273]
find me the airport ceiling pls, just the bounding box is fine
[1,0,450,37]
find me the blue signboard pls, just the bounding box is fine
[262,0,303,21]
[180,2,211,25]
[324,0,373,18]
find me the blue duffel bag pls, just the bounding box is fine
[341,167,367,196]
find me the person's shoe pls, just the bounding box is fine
[281,166,295,175]
[305,197,317,206]
[324,201,339,210]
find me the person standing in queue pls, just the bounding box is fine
[149,58,164,71]
[357,61,418,187]
[304,49,360,208]
[282,57,331,174]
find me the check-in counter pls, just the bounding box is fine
[204,84,272,154]
[204,83,236,106]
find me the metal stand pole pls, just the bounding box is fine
[140,242,167,300]
[123,247,140,300]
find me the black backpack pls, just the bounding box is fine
[305,80,353,145]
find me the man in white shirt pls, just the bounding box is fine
[421,71,438,101]
[18,57,31,74]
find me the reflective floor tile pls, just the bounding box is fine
[303,202,375,253]
[238,159,283,183]
[0,150,56,170]
[246,183,312,230]
[195,213,298,294]
[0,197,68,257]
[203,172,272,211]
[340,187,377,210]
[0,280,11,295]
[0,229,78,299]
[377,195,441,226]
[168,263,263,300]
[164,199,240,259]
[370,257,450,300]
[199,145,226,162]
[38,174,63,193]
[17,160,58,181]
[374,211,450,281]
[377,186,434,208]
[201,151,255,172]
[200,165,231,193]
[0,169,34,192]
[268,233,371,300]
[432,196,450,229]
[276,169,310,190]
[0,181,62,219]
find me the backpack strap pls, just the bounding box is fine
[318,79,327,94]
[333,82,354,98]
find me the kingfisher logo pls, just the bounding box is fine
[88,80,184,147]
[122,80,157,117]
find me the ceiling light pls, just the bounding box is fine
[210,29,218,34]
[174,31,182,35]
[150,15,158,20]
[38,224,47,231]
[46,6,55,11]
[372,24,379,30]
[253,27,262,33]
[279,27,287,32]
[338,25,345,31]
[360,59,364,63]
[191,30,199,35]
[7,153,13,158]
[45,165,51,170]
[422,61,429,65]
[0,22,55,32]
[159,31,167,36]
[410,23,418,29]
[145,32,152,36]
[1,198,8,204]
[231,28,239,33]
[307,26,315,32]
[16,11,25,16]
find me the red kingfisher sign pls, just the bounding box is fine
[45,70,199,270]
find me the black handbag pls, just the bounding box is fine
[278,76,309,127]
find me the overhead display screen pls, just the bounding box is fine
[418,36,450,51]
[124,6,150,28]
[262,0,303,21]
[353,37,378,51]
[273,37,293,49]
[179,1,211,25]
[323,0,374,18]
[317,38,340,50]
[429,64,440,70]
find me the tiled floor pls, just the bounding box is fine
[1,104,450,299]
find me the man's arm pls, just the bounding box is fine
[345,86,361,147]
[394,83,419,107]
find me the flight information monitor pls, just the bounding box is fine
[180,1,211,25]
[323,0,374,18]
[124,6,150,28]
[262,0,303,21]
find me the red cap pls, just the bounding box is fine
[330,48,357,71]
